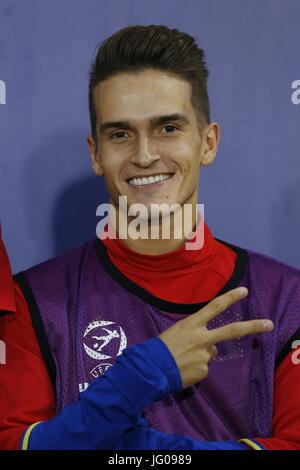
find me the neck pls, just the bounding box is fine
[121,230,188,255]
[108,199,200,255]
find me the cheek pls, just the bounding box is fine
[102,159,129,196]
[175,146,200,177]
[100,152,122,179]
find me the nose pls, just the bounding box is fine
[130,134,160,167]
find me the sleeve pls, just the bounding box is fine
[25,336,249,450]
[252,347,300,450]
[0,228,55,450]
[0,282,55,450]
[23,336,181,449]
[111,420,249,450]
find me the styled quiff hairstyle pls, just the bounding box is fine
[88,24,210,145]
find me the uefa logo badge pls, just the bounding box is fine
[83,319,127,361]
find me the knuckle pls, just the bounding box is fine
[212,298,222,311]
[230,323,240,338]
[245,321,256,335]
[211,345,218,358]
[194,328,207,345]
[201,364,209,377]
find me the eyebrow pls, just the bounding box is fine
[99,113,190,135]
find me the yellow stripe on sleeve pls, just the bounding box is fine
[239,438,264,450]
[22,422,42,450]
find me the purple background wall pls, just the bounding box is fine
[0,0,299,272]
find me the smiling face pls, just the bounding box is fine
[87,68,219,217]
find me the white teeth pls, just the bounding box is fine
[128,173,173,186]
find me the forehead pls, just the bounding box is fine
[93,69,195,124]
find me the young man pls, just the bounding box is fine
[1,25,300,450]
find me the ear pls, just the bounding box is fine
[87,135,103,176]
[200,122,220,167]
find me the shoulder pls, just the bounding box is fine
[23,239,97,280]
[244,246,300,285]
[13,239,98,309]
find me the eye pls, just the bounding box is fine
[110,131,128,140]
[161,124,178,134]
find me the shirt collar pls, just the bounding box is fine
[100,218,217,277]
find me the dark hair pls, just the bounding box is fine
[88,25,210,145]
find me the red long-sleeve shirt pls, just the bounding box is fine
[1,227,300,450]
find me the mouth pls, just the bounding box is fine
[126,172,175,189]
